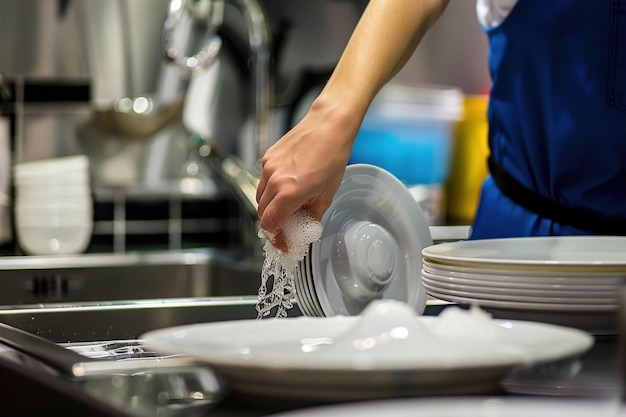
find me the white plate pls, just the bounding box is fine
[294,260,316,316]
[142,305,593,402]
[305,256,326,317]
[422,258,626,282]
[422,267,618,291]
[422,236,626,268]
[426,288,616,312]
[299,257,325,317]
[267,397,622,417]
[423,278,616,305]
[422,260,622,288]
[309,164,431,316]
[421,272,617,299]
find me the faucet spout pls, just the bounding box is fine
[163,0,272,172]
[229,0,272,174]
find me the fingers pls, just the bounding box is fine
[256,169,303,253]
[260,191,303,236]
[272,230,288,252]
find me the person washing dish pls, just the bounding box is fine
[256,0,626,251]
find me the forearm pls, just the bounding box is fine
[256,0,449,242]
[320,0,449,117]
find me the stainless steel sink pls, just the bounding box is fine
[0,246,453,343]
[0,296,303,343]
[0,248,263,306]
[0,248,273,342]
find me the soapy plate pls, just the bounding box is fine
[142,309,592,402]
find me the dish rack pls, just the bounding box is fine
[88,184,244,254]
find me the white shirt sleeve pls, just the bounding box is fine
[476,0,519,29]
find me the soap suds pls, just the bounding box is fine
[256,207,323,318]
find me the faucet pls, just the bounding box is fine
[162,0,272,258]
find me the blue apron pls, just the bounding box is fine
[470,0,626,239]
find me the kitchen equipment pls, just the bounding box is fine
[445,94,489,225]
[350,83,463,186]
[141,299,593,402]
[0,72,11,246]
[162,0,224,73]
[421,236,626,334]
[0,118,10,246]
[0,321,223,417]
[87,96,185,138]
[295,164,432,317]
[182,53,259,218]
[13,155,93,255]
[167,0,272,172]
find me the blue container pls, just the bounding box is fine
[349,84,463,186]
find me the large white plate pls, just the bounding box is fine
[422,236,626,268]
[267,397,622,417]
[141,311,593,402]
[309,164,432,316]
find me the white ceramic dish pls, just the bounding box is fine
[421,272,616,299]
[421,259,626,281]
[422,279,616,305]
[302,257,325,317]
[421,236,626,268]
[142,302,593,402]
[267,396,622,417]
[308,164,431,317]
[14,155,89,176]
[425,288,616,312]
[422,260,622,288]
[295,259,322,317]
[16,223,92,255]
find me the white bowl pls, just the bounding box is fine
[15,199,92,212]
[15,183,92,200]
[14,173,90,187]
[16,222,92,255]
[15,209,93,224]
[16,209,92,226]
[14,155,89,176]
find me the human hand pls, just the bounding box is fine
[256,97,361,251]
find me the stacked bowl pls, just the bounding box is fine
[13,155,93,255]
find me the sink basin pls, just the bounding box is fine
[0,248,262,306]
[0,296,304,343]
[0,247,452,343]
[0,248,275,342]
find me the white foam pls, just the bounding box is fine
[256,207,323,318]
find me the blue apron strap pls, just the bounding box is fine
[488,156,626,235]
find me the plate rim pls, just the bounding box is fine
[422,236,626,268]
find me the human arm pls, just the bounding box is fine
[256,0,449,250]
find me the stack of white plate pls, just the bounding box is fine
[421,236,626,334]
[13,155,93,255]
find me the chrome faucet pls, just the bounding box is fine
[163,0,271,173]
[162,0,272,257]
